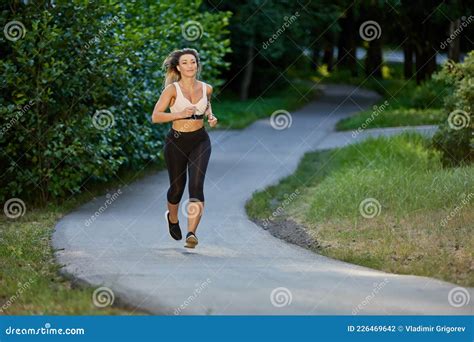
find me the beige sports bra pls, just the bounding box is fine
[170,81,208,120]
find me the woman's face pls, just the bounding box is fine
[177,54,198,77]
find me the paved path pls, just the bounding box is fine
[53,84,473,315]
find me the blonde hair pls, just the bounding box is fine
[162,48,202,88]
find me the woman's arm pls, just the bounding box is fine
[205,83,215,118]
[205,84,218,127]
[151,85,190,123]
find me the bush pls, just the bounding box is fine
[431,51,474,166]
[410,78,446,109]
[0,1,231,205]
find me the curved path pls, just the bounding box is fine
[53,84,473,315]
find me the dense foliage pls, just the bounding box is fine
[0,0,231,204]
[432,51,473,166]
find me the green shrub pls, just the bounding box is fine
[0,1,231,205]
[431,51,474,166]
[410,78,447,109]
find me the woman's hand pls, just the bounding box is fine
[207,113,218,128]
[178,106,196,119]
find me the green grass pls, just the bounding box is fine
[213,79,320,129]
[246,132,474,286]
[336,108,445,131]
[0,163,165,315]
[310,62,448,130]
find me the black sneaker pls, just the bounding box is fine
[184,231,198,248]
[165,210,182,240]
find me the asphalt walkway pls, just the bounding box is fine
[53,84,472,315]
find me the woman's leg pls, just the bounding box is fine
[164,134,189,222]
[186,134,211,234]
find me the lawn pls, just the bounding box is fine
[246,132,473,286]
[0,164,164,314]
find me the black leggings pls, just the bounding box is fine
[164,127,211,204]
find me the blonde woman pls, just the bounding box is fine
[151,48,218,248]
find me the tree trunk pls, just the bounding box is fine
[322,44,334,71]
[337,6,357,76]
[448,19,461,62]
[415,21,436,84]
[365,38,382,78]
[403,40,413,79]
[240,37,255,101]
[310,47,320,70]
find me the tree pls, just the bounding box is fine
[336,3,358,76]
[203,0,340,99]
[0,0,231,204]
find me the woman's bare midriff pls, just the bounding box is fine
[169,96,205,132]
[172,120,204,132]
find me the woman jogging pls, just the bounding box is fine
[151,48,218,248]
